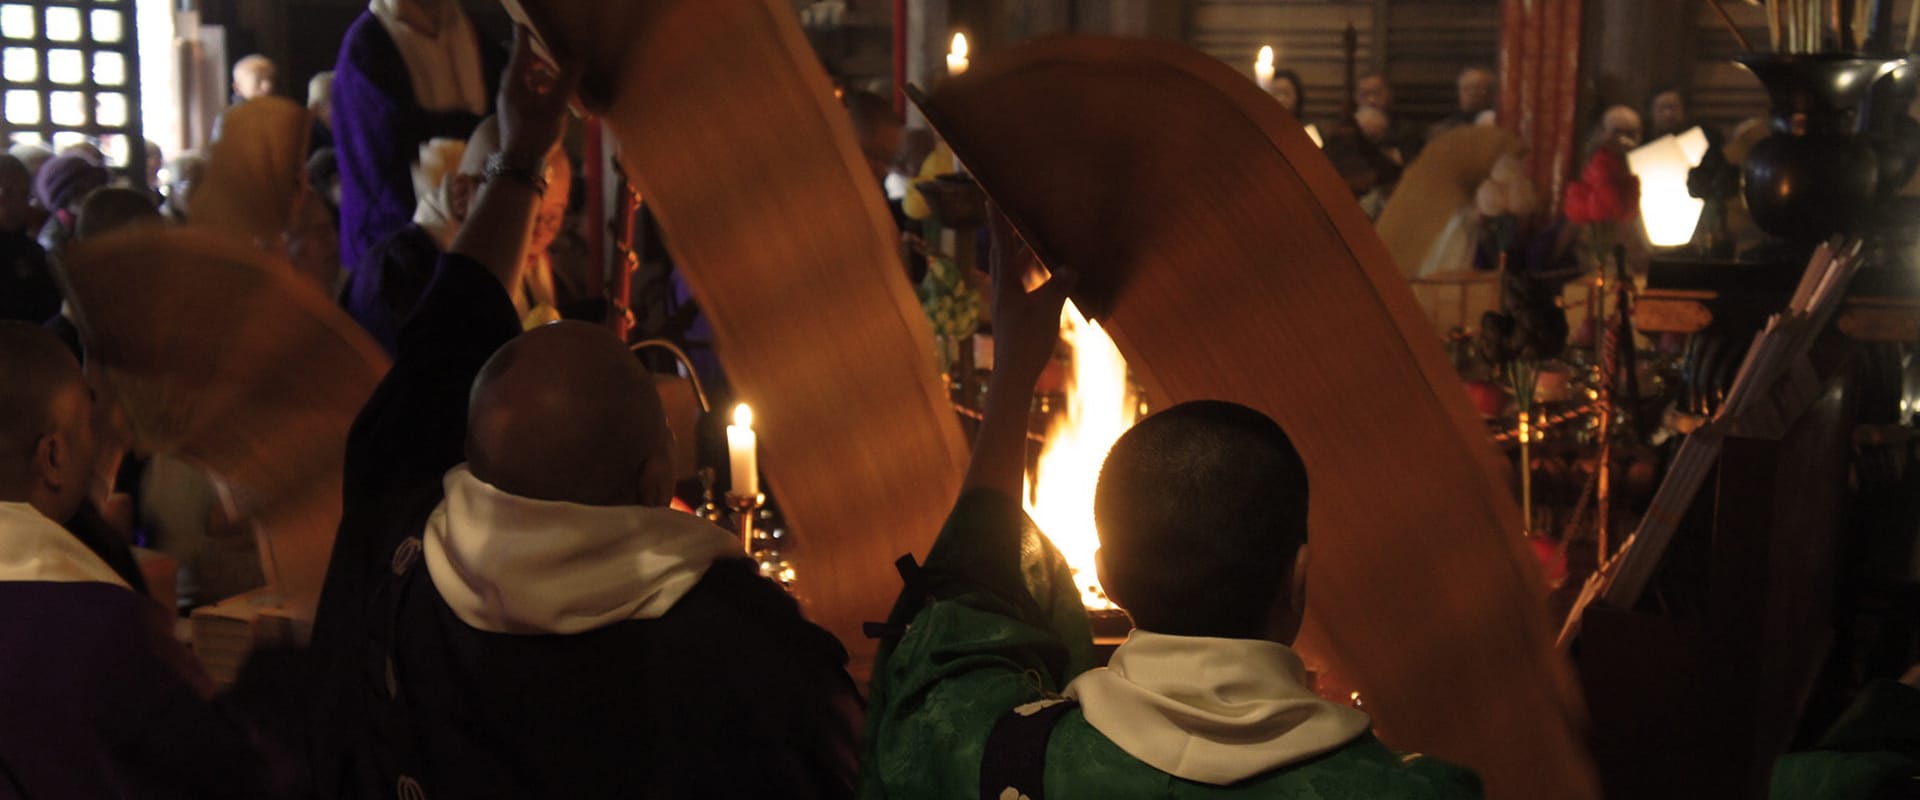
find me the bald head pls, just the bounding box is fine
[467,322,671,507]
[0,322,95,520]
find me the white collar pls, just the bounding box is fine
[423,465,746,635]
[367,0,488,116]
[1062,630,1372,784]
[0,502,130,587]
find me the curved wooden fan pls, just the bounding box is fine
[59,227,389,623]
[910,36,1597,800]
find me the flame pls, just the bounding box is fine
[950,32,969,59]
[1255,45,1274,69]
[733,403,753,428]
[1024,301,1140,609]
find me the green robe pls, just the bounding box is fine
[860,489,1483,799]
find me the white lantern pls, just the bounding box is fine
[1627,127,1710,248]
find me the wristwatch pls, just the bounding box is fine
[483,151,551,195]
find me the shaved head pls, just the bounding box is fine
[466,322,671,506]
[0,322,95,520]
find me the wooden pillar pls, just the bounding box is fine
[1579,0,1694,128]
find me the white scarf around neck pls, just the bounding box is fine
[369,0,488,115]
[423,465,745,635]
[0,502,129,588]
[1062,630,1373,785]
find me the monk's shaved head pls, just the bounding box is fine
[0,322,95,518]
[467,322,671,506]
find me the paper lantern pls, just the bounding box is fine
[1628,127,1710,248]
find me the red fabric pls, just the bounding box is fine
[1564,149,1641,224]
[1500,0,1585,220]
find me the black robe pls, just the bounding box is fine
[307,253,861,798]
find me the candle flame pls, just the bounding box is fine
[1024,301,1140,609]
[1256,45,1274,69]
[733,403,753,428]
[950,32,969,59]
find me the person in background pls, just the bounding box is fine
[1267,69,1322,147]
[860,210,1482,799]
[308,31,861,796]
[345,134,466,354]
[192,97,339,293]
[11,142,53,181]
[1586,104,1645,159]
[161,152,206,223]
[308,71,336,153]
[140,140,164,200]
[0,155,58,324]
[1428,66,1497,143]
[0,322,275,799]
[33,151,109,267]
[233,54,278,102]
[1649,86,1692,139]
[842,89,927,285]
[331,0,502,277]
[1357,72,1423,162]
[308,147,342,224]
[43,187,164,593]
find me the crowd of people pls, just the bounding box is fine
[2,7,1917,799]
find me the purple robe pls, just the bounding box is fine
[330,12,501,274]
[0,581,272,797]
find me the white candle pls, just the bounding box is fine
[947,32,969,77]
[1254,45,1275,90]
[727,403,759,497]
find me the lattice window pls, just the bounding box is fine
[1,0,144,174]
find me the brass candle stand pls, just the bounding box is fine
[726,491,766,555]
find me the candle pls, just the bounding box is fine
[947,32,969,77]
[1254,45,1275,90]
[727,403,759,497]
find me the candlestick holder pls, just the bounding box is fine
[695,467,723,523]
[726,492,766,555]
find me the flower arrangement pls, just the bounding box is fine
[1474,154,1540,261]
[1562,147,1642,266]
[921,250,983,367]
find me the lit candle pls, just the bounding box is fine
[947,32,969,77]
[1254,45,1275,90]
[727,403,759,497]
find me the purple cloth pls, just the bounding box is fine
[330,12,501,274]
[33,153,107,212]
[0,581,271,798]
[343,223,441,356]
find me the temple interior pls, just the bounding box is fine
[0,1,1918,798]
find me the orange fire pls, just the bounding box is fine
[1024,301,1141,609]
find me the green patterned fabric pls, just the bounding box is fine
[859,489,1483,799]
[1768,680,1920,799]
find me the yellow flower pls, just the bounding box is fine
[903,142,957,221]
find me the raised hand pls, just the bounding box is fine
[962,205,1075,497]
[986,204,1075,391]
[497,25,582,162]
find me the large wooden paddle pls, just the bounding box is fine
[60,227,390,624]
[504,0,972,670]
[911,37,1598,800]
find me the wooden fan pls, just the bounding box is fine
[58,227,389,624]
[504,0,972,671]
[910,37,1598,800]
